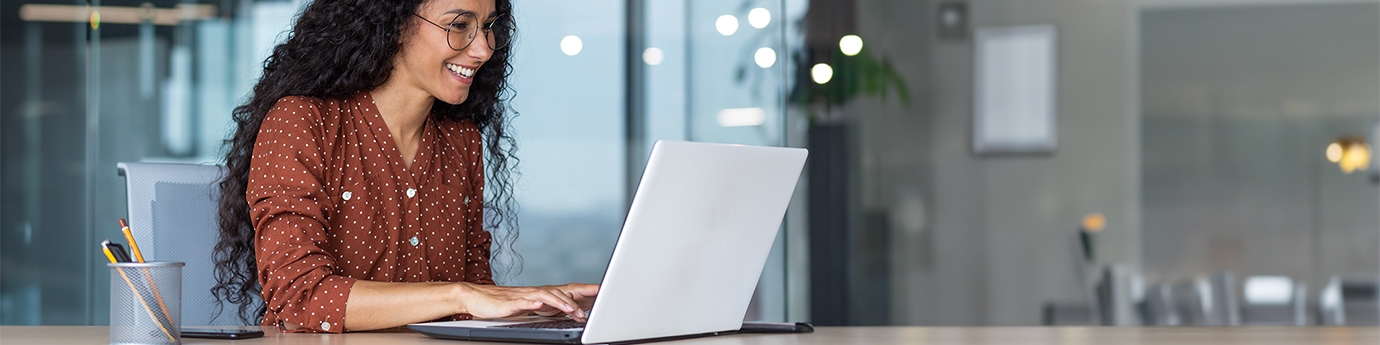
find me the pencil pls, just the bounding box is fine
[119,219,145,263]
[103,240,176,343]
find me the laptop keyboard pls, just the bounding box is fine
[493,320,587,329]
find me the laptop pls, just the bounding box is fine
[408,140,808,344]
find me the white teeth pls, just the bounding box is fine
[446,63,476,78]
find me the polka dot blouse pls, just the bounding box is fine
[246,92,493,333]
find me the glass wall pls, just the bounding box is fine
[509,0,804,323]
[502,0,627,288]
[1,0,313,325]
[7,0,1374,329]
[1140,2,1380,323]
[637,0,806,322]
[1,0,798,325]
[817,0,1380,327]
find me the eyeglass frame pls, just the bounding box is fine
[412,12,511,51]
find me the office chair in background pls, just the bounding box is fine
[1141,283,1181,326]
[1320,276,1380,326]
[1167,272,1239,326]
[119,162,249,326]
[1207,271,1241,326]
[1043,228,1143,326]
[1239,276,1307,326]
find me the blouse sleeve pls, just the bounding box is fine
[246,97,355,333]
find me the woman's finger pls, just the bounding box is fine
[563,283,600,299]
[523,289,578,316]
[563,284,599,309]
[537,288,585,319]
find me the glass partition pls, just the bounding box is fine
[635,0,801,322]
[1,0,798,325]
[9,0,1372,329]
[502,0,626,288]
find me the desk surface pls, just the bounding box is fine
[2,326,1377,344]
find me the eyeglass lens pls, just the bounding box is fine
[445,13,509,51]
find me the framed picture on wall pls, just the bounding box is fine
[972,25,1058,155]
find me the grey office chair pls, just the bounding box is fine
[1320,276,1380,326]
[1207,271,1241,326]
[1169,272,1240,326]
[119,162,246,326]
[1041,302,1095,326]
[1169,277,1210,325]
[1093,264,1143,326]
[1068,230,1141,326]
[1239,276,1307,326]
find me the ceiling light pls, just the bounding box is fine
[716,15,739,36]
[748,8,771,29]
[642,47,664,66]
[560,35,583,56]
[754,47,776,68]
[811,63,833,84]
[19,3,217,26]
[1327,137,1372,174]
[839,35,864,56]
[717,108,766,127]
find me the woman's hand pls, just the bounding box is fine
[531,283,599,318]
[457,283,597,321]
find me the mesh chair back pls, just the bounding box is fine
[119,162,246,326]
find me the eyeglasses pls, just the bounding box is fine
[413,12,511,51]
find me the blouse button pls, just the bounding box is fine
[409,236,420,246]
[342,191,353,201]
[321,321,331,331]
[406,188,416,198]
[463,196,470,206]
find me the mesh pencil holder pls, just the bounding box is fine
[109,262,184,345]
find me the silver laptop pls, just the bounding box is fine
[408,140,808,344]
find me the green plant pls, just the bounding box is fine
[788,46,911,121]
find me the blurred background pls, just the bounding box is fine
[2,0,1378,327]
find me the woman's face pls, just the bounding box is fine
[396,0,497,105]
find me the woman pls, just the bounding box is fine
[212,0,597,332]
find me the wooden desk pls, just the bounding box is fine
[2,326,1377,344]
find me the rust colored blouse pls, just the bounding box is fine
[246,92,493,333]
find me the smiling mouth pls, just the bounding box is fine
[446,63,476,78]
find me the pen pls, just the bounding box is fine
[101,240,119,263]
[119,219,146,263]
[106,242,132,263]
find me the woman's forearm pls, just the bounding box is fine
[343,280,464,331]
[307,280,594,332]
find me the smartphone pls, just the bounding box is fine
[181,327,265,339]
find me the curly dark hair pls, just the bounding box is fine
[211,0,521,325]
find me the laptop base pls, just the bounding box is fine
[408,323,734,345]
[408,323,584,344]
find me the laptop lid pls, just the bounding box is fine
[580,140,807,344]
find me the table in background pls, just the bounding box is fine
[1,326,1377,344]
